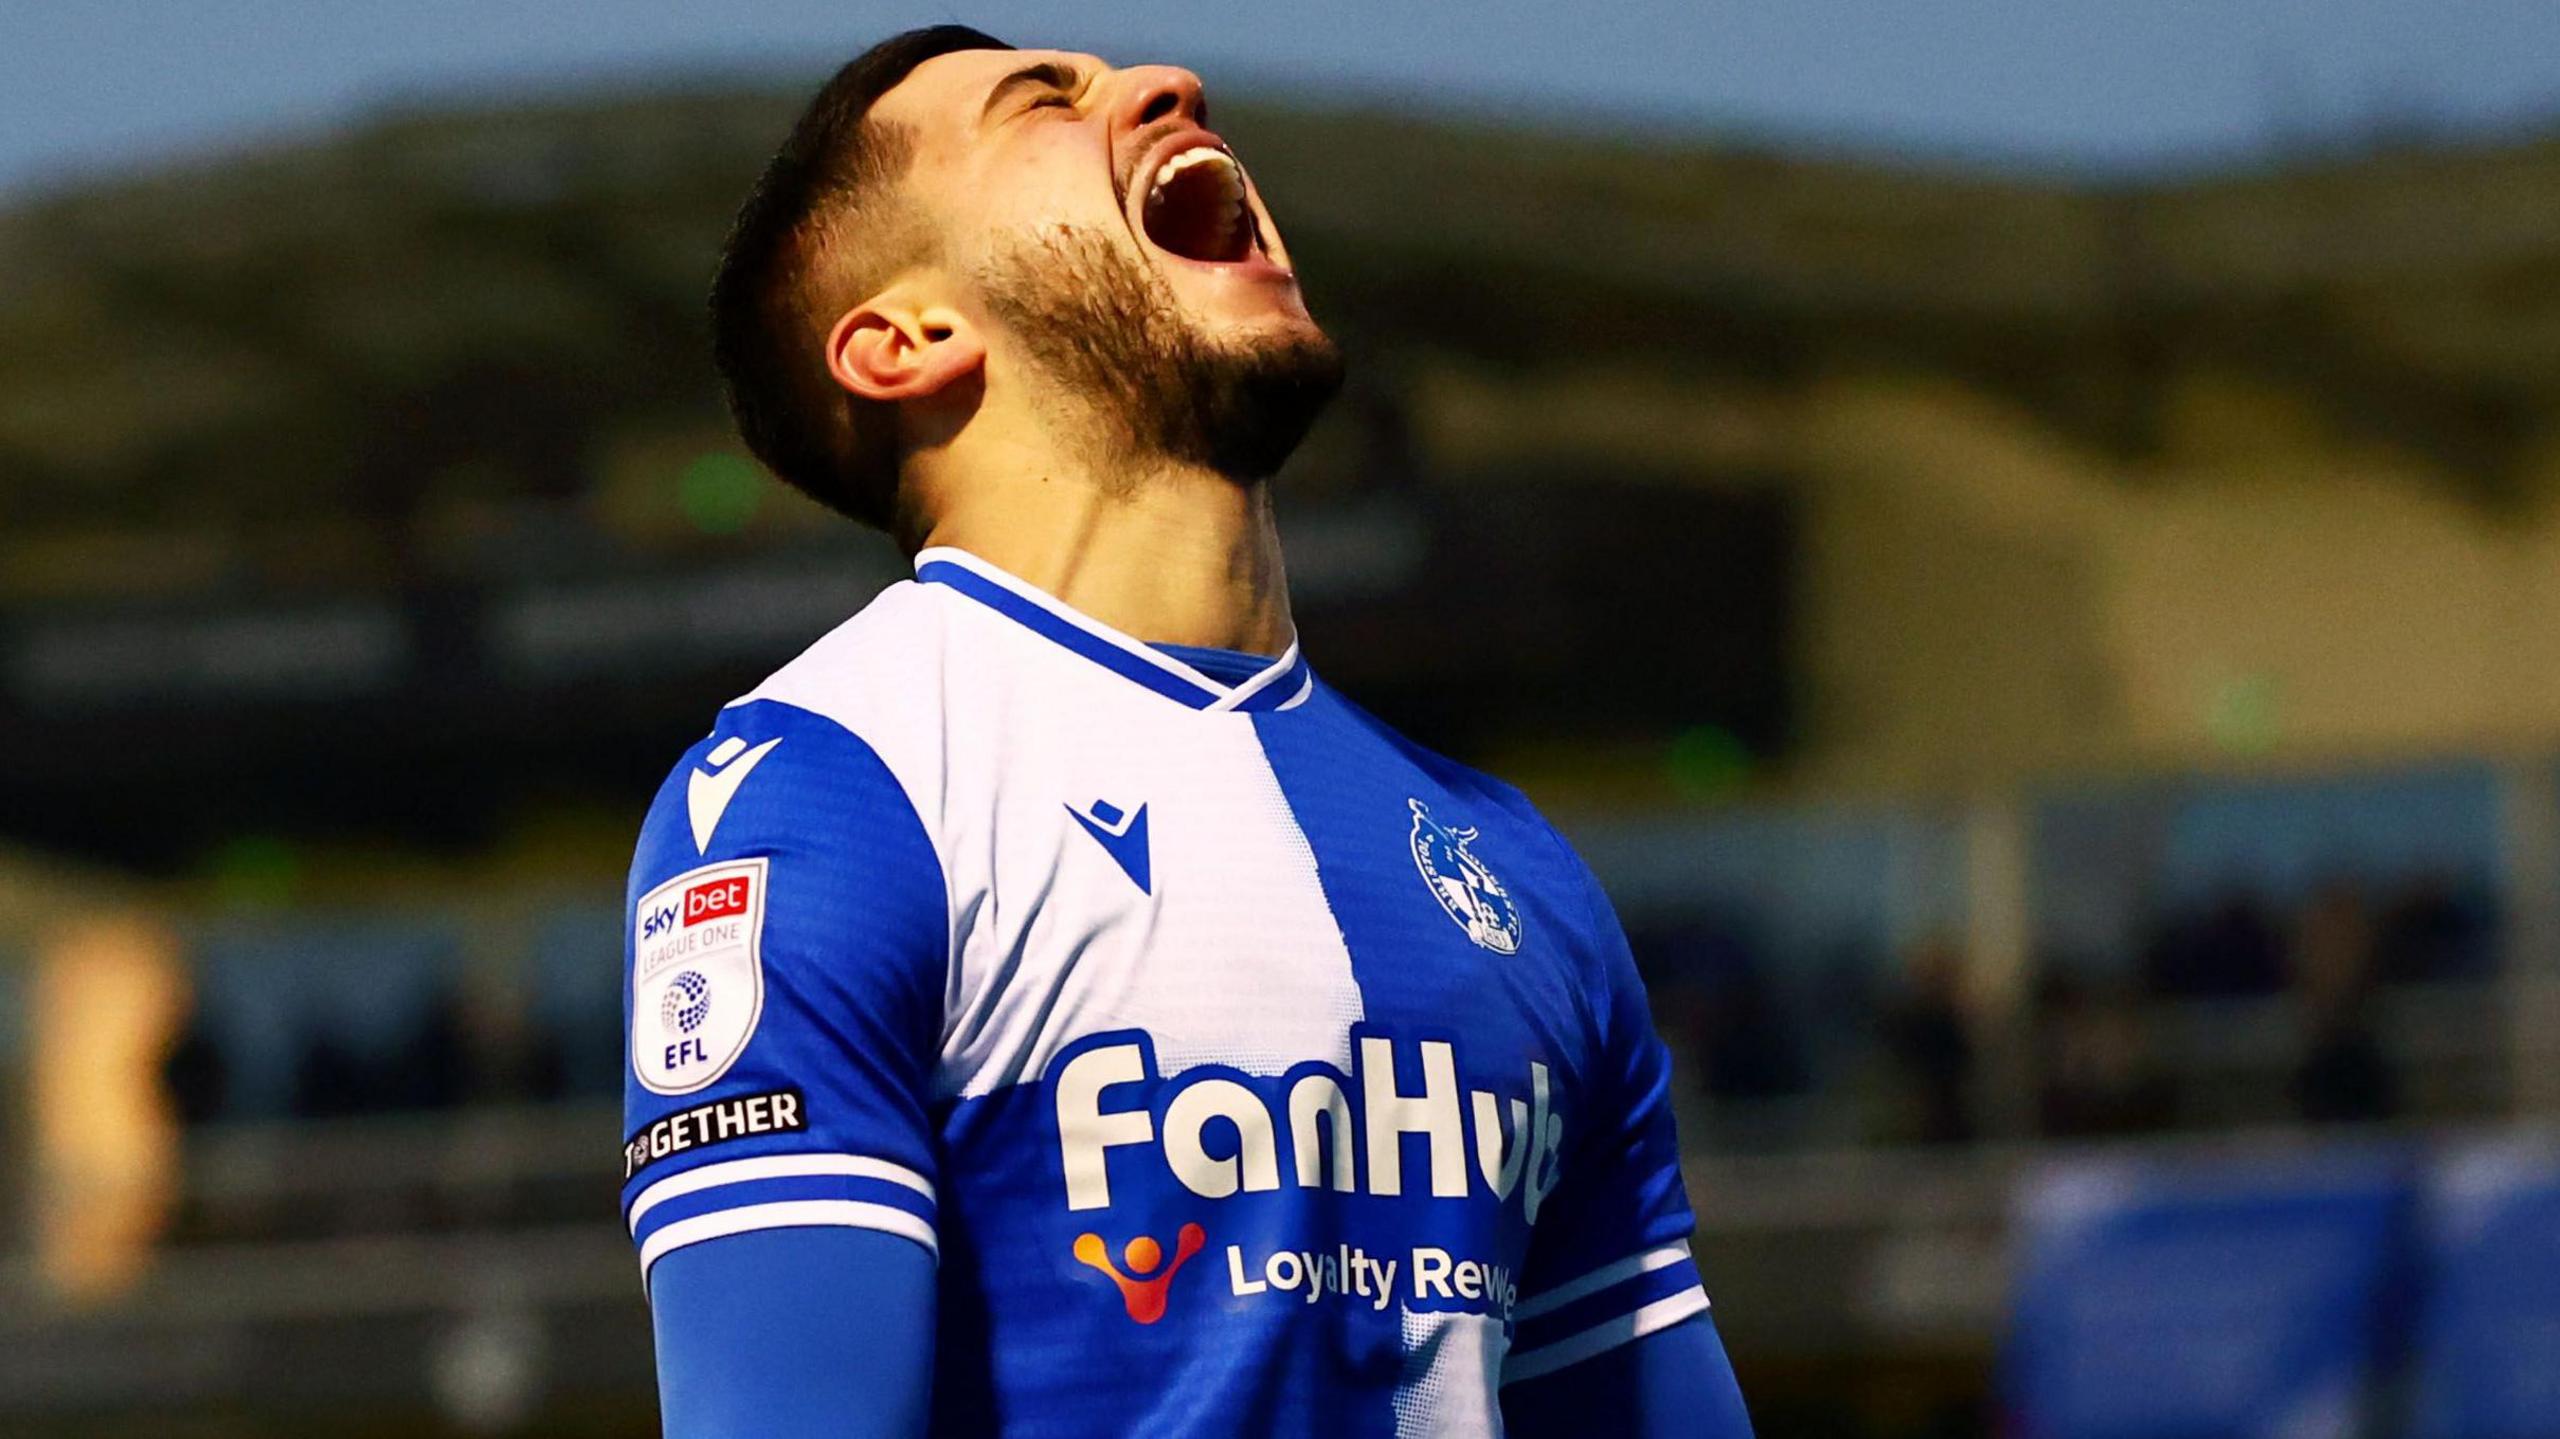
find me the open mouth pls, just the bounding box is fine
[1142,145,1256,264]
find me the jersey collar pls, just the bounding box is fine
[913,546,1314,714]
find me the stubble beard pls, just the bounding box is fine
[975,226,1345,488]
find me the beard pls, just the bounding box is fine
[974,226,1344,484]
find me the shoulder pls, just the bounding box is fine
[632,581,961,900]
[730,578,956,744]
[1308,684,1617,988]
[1312,685,1555,826]
[1319,684,1597,890]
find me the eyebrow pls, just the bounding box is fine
[980,60,1085,122]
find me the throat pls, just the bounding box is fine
[912,462,1297,658]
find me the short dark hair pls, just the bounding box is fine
[709,25,1012,530]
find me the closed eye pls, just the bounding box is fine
[983,61,1090,124]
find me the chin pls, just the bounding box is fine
[1196,298,1329,356]
[1195,320,1346,482]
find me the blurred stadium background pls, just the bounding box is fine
[7,5,2560,1436]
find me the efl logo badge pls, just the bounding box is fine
[631,858,768,1095]
[1408,799,1522,954]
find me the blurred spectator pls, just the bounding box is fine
[290,1031,377,1118]
[2292,882,2376,1000]
[2289,882,2398,1125]
[1636,922,1811,1152]
[2140,888,2288,999]
[437,968,577,1106]
[519,1019,575,1102]
[160,1011,229,1128]
[387,982,477,1111]
[2372,872,2496,984]
[2292,1010,2397,1125]
[1878,938,1975,1145]
[1675,929,1811,1106]
[287,978,531,1116]
[2033,970,2172,1139]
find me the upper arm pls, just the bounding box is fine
[651,1224,937,1439]
[1505,853,1720,1389]
[621,699,948,1307]
[1504,1313,1755,1438]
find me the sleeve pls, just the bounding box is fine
[620,698,948,1284]
[651,1226,936,1439]
[1502,853,1716,1387]
[1503,1309,1756,1438]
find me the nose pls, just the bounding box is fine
[1114,64,1208,132]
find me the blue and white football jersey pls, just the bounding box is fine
[622,546,1710,1436]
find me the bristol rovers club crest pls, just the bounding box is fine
[1407,798,1523,954]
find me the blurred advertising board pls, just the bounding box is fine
[2412,1135,2560,1439]
[2004,1146,2413,1439]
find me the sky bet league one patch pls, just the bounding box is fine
[632,858,769,1095]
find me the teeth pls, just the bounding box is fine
[1153,145,1241,194]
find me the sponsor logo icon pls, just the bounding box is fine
[688,735,781,854]
[1407,799,1522,954]
[1072,1223,1207,1323]
[631,859,768,1095]
[1066,798,1152,894]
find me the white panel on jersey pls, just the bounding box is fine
[1393,1307,1509,1438]
[736,569,1364,1098]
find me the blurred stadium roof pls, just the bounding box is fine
[3,88,2556,547]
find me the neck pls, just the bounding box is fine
[908,432,1295,657]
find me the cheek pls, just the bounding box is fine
[1010,134,1132,228]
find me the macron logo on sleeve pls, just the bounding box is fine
[688,736,782,853]
[1066,798,1151,894]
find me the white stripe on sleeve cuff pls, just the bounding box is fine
[637,1199,938,1279]
[1512,1240,1693,1322]
[626,1152,933,1232]
[1502,1285,1712,1385]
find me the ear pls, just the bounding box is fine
[824,289,985,403]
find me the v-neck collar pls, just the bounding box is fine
[913,546,1314,714]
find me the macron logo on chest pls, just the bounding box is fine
[1067,798,1152,894]
[688,736,781,853]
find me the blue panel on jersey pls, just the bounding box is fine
[1249,684,1704,1387]
[1249,684,1579,1079]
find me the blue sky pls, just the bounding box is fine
[6,1,2557,196]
